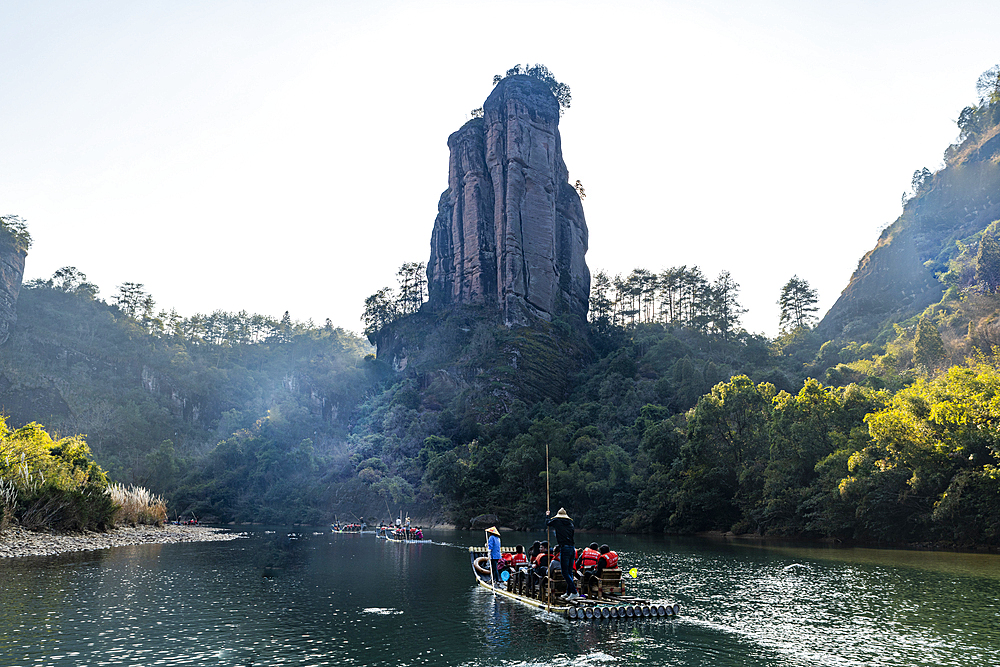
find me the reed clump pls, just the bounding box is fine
[105,483,167,527]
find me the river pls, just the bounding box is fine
[1,528,997,666]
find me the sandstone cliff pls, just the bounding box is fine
[0,233,27,346]
[428,75,590,325]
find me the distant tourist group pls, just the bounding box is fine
[332,521,366,533]
[376,518,424,540]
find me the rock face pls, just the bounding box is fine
[427,75,590,325]
[818,140,1000,341]
[0,234,27,346]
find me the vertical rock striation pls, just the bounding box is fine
[428,75,590,325]
[0,235,27,346]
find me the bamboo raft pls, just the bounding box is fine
[469,546,680,620]
[331,525,367,533]
[382,528,430,543]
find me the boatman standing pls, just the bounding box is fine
[545,508,580,600]
[486,526,502,582]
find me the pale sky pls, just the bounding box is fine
[3,0,998,337]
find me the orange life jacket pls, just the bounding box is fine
[532,553,548,568]
[599,551,619,569]
[511,553,528,565]
[578,547,600,569]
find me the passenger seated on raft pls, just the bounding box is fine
[508,545,529,592]
[576,542,601,589]
[511,544,528,567]
[596,544,619,576]
[528,542,550,595]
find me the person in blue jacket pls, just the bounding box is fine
[545,508,580,600]
[486,526,502,582]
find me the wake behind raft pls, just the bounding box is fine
[469,546,680,620]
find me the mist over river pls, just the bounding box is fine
[1,528,997,666]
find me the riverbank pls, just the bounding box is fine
[0,524,245,558]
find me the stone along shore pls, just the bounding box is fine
[0,525,244,558]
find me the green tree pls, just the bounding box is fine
[913,316,946,369]
[588,271,613,331]
[974,231,1000,292]
[361,287,398,337]
[395,262,427,315]
[709,270,746,339]
[497,63,571,114]
[778,275,819,332]
[975,64,1000,105]
[113,282,154,320]
[683,375,776,531]
[0,214,32,252]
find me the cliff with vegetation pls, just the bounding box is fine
[819,69,1000,345]
[0,216,29,347]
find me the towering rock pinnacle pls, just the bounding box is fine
[427,75,590,325]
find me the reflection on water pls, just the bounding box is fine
[0,529,997,666]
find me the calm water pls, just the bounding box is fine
[1,528,998,666]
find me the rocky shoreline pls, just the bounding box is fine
[0,524,245,558]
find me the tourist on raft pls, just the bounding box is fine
[596,544,619,576]
[545,507,580,600]
[529,542,550,595]
[486,526,502,581]
[577,542,601,590]
[511,544,528,567]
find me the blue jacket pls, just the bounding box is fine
[487,534,501,559]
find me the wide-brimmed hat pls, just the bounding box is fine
[485,526,500,536]
[555,508,571,520]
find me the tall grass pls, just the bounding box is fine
[105,483,168,527]
[0,478,16,531]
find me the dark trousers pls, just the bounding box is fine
[559,545,578,595]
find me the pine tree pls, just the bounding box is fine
[778,276,819,332]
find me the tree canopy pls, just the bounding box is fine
[495,63,571,115]
[779,275,819,332]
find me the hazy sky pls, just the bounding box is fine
[3,0,999,337]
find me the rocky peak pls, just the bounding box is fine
[427,75,590,325]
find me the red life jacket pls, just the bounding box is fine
[502,552,513,563]
[599,551,619,569]
[511,553,528,565]
[533,553,548,568]
[579,547,600,569]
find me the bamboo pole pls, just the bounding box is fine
[488,534,496,596]
[546,442,551,612]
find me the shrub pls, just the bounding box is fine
[17,484,118,531]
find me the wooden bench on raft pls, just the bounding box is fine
[586,568,623,597]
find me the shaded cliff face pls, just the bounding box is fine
[0,236,27,346]
[819,127,1000,341]
[428,75,590,325]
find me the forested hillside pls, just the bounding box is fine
[0,270,389,523]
